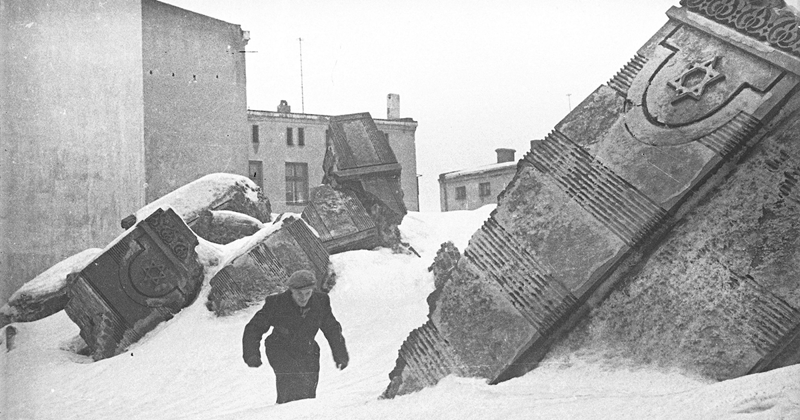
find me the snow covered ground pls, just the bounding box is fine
[2,205,799,420]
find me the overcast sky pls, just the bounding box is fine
[163,0,679,211]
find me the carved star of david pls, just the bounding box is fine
[142,261,168,287]
[667,56,725,104]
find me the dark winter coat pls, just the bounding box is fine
[242,290,348,404]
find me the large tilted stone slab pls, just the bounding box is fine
[301,185,381,254]
[324,113,407,249]
[206,217,331,315]
[557,93,800,380]
[384,0,800,397]
[121,173,271,241]
[65,208,203,361]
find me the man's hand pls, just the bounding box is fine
[244,355,262,368]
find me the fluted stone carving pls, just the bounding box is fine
[384,0,800,397]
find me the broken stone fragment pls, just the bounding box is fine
[0,248,102,328]
[206,216,332,316]
[65,207,203,361]
[121,173,271,236]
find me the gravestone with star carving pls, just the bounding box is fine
[384,0,800,398]
[65,208,203,361]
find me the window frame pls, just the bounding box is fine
[285,162,309,205]
[298,127,305,146]
[479,182,491,198]
[251,124,259,143]
[286,127,294,146]
[455,186,467,200]
[248,160,263,190]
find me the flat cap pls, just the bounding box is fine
[286,269,316,289]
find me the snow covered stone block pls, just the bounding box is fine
[323,113,407,250]
[190,209,263,245]
[121,173,271,237]
[206,217,332,315]
[65,208,203,360]
[0,249,102,328]
[301,185,381,254]
[385,1,800,396]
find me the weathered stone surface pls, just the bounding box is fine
[557,102,800,380]
[323,113,407,250]
[0,248,102,328]
[206,217,332,315]
[384,1,800,397]
[190,209,263,245]
[65,208,203,360]
[301,185,381,254]
[121,173,271,234]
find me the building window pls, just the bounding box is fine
[298,127,305,146]
[286,127,294,146]
[479,182,491,197]
[251,125,259,143]
[248,160,263,190]
[285,162,308,204]
[455,186,466,200]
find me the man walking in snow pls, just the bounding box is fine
[242,269,349,404]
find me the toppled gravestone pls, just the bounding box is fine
[121,173,271,244]
[65,208,203,360]
[206,216,332,316]
[301,185,382,254]
[322,113,407,250]
[383,0,800,397]
[0,248,102,328]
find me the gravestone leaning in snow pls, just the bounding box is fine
[323,113,407,250]
[383,0,800,397]
[301,185,382,254]
[65,208,203,360]
[206,217,331,315]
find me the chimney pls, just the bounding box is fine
[277,100,291,113]
[495,148,516,163]
[387,93,400,119]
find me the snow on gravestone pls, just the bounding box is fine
[206,216,332,316]
[323,113,407,251]
[383,0,800,397]
[191,210,264,245]
[301,185,382,254]
[121,173,271,244]
[65,208,203,361]
[0,248,102,328]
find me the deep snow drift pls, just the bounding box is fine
[2,206,798,419]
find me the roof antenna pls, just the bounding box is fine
[299,37,305,113]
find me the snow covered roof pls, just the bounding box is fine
[439,161,517,181]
